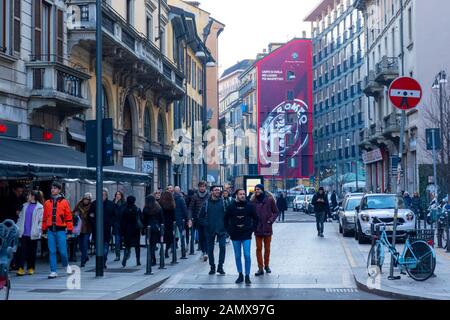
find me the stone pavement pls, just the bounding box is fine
[5,242,202,300]
[340,224,450,300]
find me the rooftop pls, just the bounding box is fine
[220,59,255,79]
[304,0,335,22]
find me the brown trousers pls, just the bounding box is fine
[255,235,272,270]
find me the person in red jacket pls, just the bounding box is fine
[42,181,74,279]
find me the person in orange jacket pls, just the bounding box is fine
[42,181,74,279]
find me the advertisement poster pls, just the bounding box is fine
[244,176,264,197]
[256,39,313,180]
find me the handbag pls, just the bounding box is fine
[72,215,82,236]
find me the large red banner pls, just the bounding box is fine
[256,39,313,180]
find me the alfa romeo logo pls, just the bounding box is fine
[260,98,309,165]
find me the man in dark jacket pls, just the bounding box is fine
[312,187,330,238]
[89,188,116,268]
[1,183,26,223]
[276,193,288,222]
[250,184,279,276]
[225,189,258,285]
[188,181,209,261]
[199,186,227,275]
[174,186,190,249]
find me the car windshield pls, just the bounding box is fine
[362,196,405,210]
[295,196,305,201]
[345,198,362,211]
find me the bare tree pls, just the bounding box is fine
[420,82,450,197]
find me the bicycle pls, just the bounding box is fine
[0,219,19,300]
[367,218,436,282]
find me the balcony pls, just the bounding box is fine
[26,54,91,116]
[375,56,399,85]
[382,112,401,140]
[359,128,371,149]
[363,71,383,97]
[239,79,256,97]
[67,0,184,101]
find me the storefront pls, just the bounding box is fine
[0,137,150,209]
[362,148,385,193]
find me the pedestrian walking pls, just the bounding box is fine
[312,187,330,238]
[224,189,258,285]
[276,193,288,222]
[403,191,412,209]
[16,190,44,276]
[1,183,26,223]
[89,188,116,269]
[185,189,195,243]
[142,195,164,266]
[120,196,143,267]
[188,181,209,261]
[250,184,279,276]
[154,190,162,201]
[174,187,191,249]
[42,181,74,279]
[199,186,228,275]
[73,193,92,267]
[159,191,176,258]
[113,191,126,261]
[411,192,422,220]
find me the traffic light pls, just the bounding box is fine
[86,119,115,167]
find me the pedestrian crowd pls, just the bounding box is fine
[0,181,281,286]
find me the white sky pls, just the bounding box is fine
[198,0,322,75]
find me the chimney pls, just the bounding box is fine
[302,30,307,38]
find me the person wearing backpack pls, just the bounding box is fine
[199,186,227,275]
[120,196,143,267]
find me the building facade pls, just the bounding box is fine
[0,0,188,208]
[355,0,450,196]
[305,0,367,194]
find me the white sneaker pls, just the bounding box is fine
[48,272,58,279]
[66,265,73,275]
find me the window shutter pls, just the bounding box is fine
[56,9,63,62]
[34,0,42,59]
[13,0,21,53]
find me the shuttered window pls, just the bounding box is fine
[13,0,20,53]
[56,8,63,62]
[33,0,42,58]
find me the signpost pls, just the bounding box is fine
[426,128,441,207]
[388,76,423,280]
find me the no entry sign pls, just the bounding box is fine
[389,77,422,110]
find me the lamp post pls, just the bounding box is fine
[432,70,447,196]
[346,138,351,192]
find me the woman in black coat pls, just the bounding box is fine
[142,195,164,265]
[120,196,142,267]
[159,191,176,258]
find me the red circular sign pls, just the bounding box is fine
[43,131,53,141]
[389,77,422,110]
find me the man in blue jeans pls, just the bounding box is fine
[42,181,74,279]
[199,186,227,275]
[224,189,258,285]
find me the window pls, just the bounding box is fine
[0,0,21,54]
[187,55,191,84]
[144,108,151,141]
[192,60,196,89]
[146,14,152,41]
[408,7,413,42]
[126,0,134,25]
[42,2,51,58]
[80,5,89,21]
[198,67,203,93]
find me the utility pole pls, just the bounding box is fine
[95,0,104,277]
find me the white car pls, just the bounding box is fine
[355,194,416,244]
[292,195,305,212]
[338,195,364,237]
[302,195,314,213]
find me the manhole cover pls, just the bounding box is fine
[86,268,140,273]
[28,289,67,293]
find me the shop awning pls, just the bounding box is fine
[0,137,150,183]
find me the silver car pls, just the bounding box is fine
[302,195,314,213]
[292,195,305,212]
[338,195,363,237]
[355,194,416,244]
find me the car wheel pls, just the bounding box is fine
[343,227,352,237]
[357,225,367,244]
[339,221,343,234]
[354,222,359,240]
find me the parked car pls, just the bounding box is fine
[338,195,364,237]
[354,194,416,244]
[292,195,305,212]
[302,195,314,214]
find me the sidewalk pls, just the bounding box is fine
[339,224,450,300]
[8,244,202,300]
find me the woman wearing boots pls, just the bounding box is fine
[113,191,126,261]
[121,196,143,267]
[142,195,164,266]
[73,193,92,267]
[159,191,176,258]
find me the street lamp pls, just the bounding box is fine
[432,70,447,197]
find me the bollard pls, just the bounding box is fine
[189,219,195,255]
[171,221,178,265]
[145,226,153,275]
[180,219,187,259]
[159,224,166,269]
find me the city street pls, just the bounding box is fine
[138,210,389,300]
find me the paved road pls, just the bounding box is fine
[139,210,389,300]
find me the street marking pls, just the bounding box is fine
[325,288,358,293]
[339,235,357,268]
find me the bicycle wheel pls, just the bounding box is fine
[405,241,436,281]
[367,242,384,275]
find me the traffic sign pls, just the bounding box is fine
[426,128,441,150]
[389,77,422,110]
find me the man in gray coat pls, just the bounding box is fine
[199,186,227,275]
